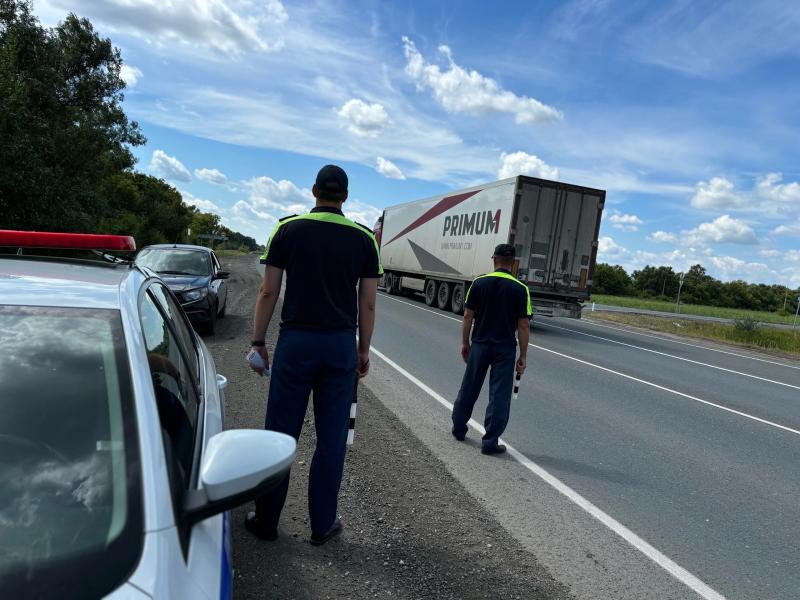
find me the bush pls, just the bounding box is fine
[733,316,760,333]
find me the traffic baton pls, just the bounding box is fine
[347,375,358,445]
[513,371,522,400]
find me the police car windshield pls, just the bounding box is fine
[137,248,211,276]
[0,306,143,597]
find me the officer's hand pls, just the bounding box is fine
[461,342,470,363]
[516,355,527,376]
[357,351,370,379]
[248,346,270,375]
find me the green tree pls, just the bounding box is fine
[593,263,634,296]
[190,211,222,243]
[97,172,193,247]
[0,0,144,230]
[217,224,258,251]
[681,264,724,306]
[632,265,680,298]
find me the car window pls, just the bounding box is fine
[211,252,221,272]
[136,248,211,277]
[0,306,143,598]
[139,292,199,481]
[149,282,199,383]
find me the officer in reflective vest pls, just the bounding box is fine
[451,244,532,455]
[246,164,382,545]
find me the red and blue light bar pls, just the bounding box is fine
[0,230,136,251]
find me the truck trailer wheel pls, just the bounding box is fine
[384,272,397,294]
[437,282,451,310]
[424,279,438,306]
[451,283,465,315]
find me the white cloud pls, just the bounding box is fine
[229,181,382,241]
[757,172,800,203]
[609,213,644,232]
[338,99,390,137]
[774,221,800,236]
[120,64,142,87]
[784,250,800,271]
[136,87,495,183]
[402,37,562,124]
[375,157,405,180]
[683,215,757,245]
[598,236,628,261]
[344,200,382,228]
[759,249,782,258]
[181,190,221,214]
[45,0,287,55]
[498,151,559,180]
[690,177,745,210]
[706,256,771,281]
[233,200,276,224]
[232,176,314,224]
[658,248,782,284]
[194,167,229,185]
[648,230,678,243]
[149,150,192,182]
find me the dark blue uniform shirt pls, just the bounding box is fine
[465,268,532,346]
[264,206,382,330]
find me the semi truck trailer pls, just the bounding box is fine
[375,175,605,319]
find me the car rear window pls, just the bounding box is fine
[0,306,143,598]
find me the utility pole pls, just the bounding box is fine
[784,290,788,312]
[676,272,685,314]
[794,296,800,331]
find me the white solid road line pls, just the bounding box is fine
[536,320,800,391]
[370,345,726,600]
[533,343,800,437]
[378,293,800,438]
[581,317,800,371]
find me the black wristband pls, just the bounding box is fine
[250,340,266,347]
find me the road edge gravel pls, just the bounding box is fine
[206,255,573,600]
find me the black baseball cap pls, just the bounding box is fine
[493,243,515,258]
[315,164,348,195]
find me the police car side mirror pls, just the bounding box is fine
[215,271,230,279]
[259,258,267,265]
[182,430,296,527]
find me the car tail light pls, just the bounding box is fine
[0,230,136,251]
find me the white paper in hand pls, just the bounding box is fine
[246,349,271,377]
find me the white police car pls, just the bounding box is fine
[0,231,295,599]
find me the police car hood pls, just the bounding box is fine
[158,274,209,292]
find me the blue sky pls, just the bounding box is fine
[34,0,800,287]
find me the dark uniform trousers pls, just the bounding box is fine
[255,328,356,535]
[452,341,516,450]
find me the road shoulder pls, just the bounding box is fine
[212,256,572,600]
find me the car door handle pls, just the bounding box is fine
[216,374,228,390]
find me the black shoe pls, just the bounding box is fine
[452,429,466,441]
[310,518,342,546]
[244,512,278,541]
[481,444,507,456]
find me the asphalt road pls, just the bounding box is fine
[369,290,800,600]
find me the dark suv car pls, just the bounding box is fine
[136,244,229,334]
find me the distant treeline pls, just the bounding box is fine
[0,1,258,251]
[593,263,799,313]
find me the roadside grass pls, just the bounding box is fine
[589,312,800,356]
[214,248,251,257]
[590,293,797,326]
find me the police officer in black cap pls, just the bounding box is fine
[451,244,531,455]
[246,164,382,544]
